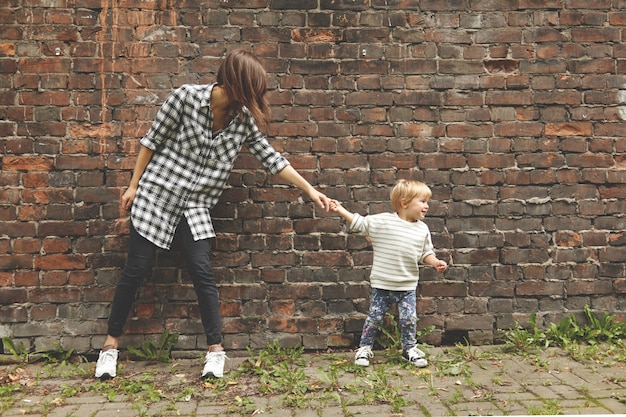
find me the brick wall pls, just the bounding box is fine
[1,0,626,354]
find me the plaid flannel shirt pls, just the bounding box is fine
[131,83,290,249]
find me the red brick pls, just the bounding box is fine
[0,288,28,304]
[41,271,68,286]
[420,282,467,297]
[13,238,41,254]
[14,271,38,287]
[19,91,70,105]
[571,28,619,43]
[545,122,592,136]
[35,254,86,270]
[68,270,95,285]
[0,255,33,270]
[22,189,73,204]
[566,280,613,296]
[566,153,614,168]
[291,28,342,42]
[556,231,582,247]
[516,281,564,296]
[3,156,54,171]
[0,272,12,287]
[0,306,28,323]
[22,173,49,187]
[20,58,71,73]
[268,317,317,333]
[467,154,515,169]
[31,305,57,320]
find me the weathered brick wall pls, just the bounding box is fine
[1,0,626,354]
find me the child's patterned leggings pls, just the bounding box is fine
[359,288,417,351]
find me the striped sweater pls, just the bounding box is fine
[350,212,435,291]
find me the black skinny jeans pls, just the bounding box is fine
[107,218,221,346]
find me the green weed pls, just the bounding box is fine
[38,342,75,364]
[119,374,165,403]
[60,384,82,397]
[1,337,29,363]
[239,341,310,408]
[526,398,562,415]
[127,329,179,362]
[88,381,117,402]
[501,313,549,353]
[0,384,19,413]
[35,343,91,379]
[240,340,306,375]
[547,305,626,346]
[226,395,257,414]
[89,374,164,404]
[174,386,197,402]
[501,306,626,363]
[366,365,409,413]
[131,403,149,417]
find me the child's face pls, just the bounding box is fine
[402,194,430,220]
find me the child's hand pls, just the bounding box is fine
[435,260,447,274]
[328,199,341,213]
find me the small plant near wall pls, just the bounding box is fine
[127,329,179,362]
[1,337,29,363]
[500,305,626,362]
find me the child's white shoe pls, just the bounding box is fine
[403,346,428,368]
[354,346,373,367]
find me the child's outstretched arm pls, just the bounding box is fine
[423,254,448,274]
[329,199,355,224]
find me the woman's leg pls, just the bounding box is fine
[96,224,156,379]
[106,223,157,343]
[176,219,222,347]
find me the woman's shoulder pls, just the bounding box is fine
[175,83,213,91]
[170,83,213,100]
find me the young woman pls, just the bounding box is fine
[95,50,330,380]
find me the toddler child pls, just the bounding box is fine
[329,180,447,367]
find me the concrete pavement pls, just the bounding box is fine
[1,346,625,416]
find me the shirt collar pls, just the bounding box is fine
[200,83,216,108]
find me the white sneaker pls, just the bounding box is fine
[202,350,227,378]
[95,349,118,379]
[354,346,373,367]
[403,346,428,368]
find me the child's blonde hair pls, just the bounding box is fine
[390,179,432,212]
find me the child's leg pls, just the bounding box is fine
[359,288,391,348]
[398,290,418,351]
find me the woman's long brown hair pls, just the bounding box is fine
[216,49,270,130]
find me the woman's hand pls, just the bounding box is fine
[309,189,331,211]
[120,186,137,212]
[276,165,330,212]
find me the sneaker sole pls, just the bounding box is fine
[403,357,428,368]
[202,372,223,379]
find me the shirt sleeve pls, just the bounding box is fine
[349,213,368,234]
[244,116,290,175]
[140,86,187,151]
[419,229,436,263]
